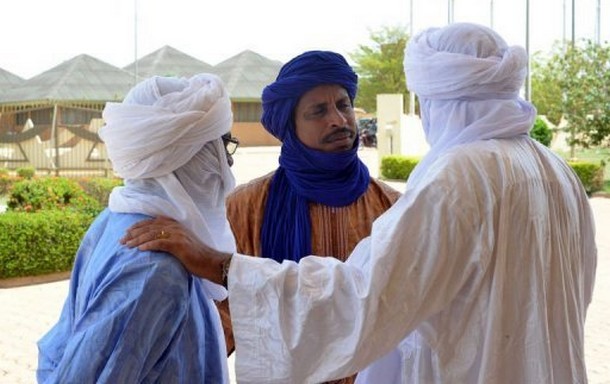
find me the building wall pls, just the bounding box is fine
[231,122,280,147]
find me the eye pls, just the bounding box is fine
[337,101,353,112]
[311,106,327,116]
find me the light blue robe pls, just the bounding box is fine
[37,209,227,384]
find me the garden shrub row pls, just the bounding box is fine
[380,155,606,194]
[0,175,121,279]
[0,210,93,279]
[568,161,606,194]
[0,156,605,280]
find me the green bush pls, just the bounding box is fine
[7,177,102,217]
[76,177,123,206]
[16,166,36,179]
[0,174,19,196]
[568,160,605,194]
[379,155,604,194]
[380,155,420,180]
[530,117,553,147]
[0,210,93,279]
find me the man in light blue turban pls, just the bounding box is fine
[37,73,235,383]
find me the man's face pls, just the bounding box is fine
[222,133,239,167]
[294,84,357,152]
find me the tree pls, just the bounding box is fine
[532,39,610,152]
[530,49,563,125]
[350,26,410,113]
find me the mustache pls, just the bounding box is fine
[322,127,355,143]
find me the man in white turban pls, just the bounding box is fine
[123,23,597,383]
[37,73,235,383]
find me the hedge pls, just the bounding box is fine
[0,211,93,279]
[568,160,606,194]
[380,155,605,194]
[0,176,118,279]
[380,155,420,181]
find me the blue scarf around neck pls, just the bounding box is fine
[260,130,370,262]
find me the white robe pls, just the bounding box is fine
[228,137,597,383]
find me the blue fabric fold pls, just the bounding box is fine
[261,121,369,263]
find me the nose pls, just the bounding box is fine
[328,105,348,127]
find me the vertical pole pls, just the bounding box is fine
[595,0,601,44]
[134,0,139,86]
[563,0,567,49]
[571,0,575,47]
[525,0,531,101]
[569,0,576,159]
[490,0,494,28]
[448,0,454,24]
[51,104,59,176]
[409,0,415,115]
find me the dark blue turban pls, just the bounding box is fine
[259,51,370,263]
[261,50,358,141]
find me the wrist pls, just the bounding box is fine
[220,253,233,288]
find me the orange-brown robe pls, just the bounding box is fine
[219,171,401,384]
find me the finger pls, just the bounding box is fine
[123,217,174,241]
[123,225,181,248]
[126,216,176,233]
[137,239,172,252]
[125,218,157,232]
[121,225,155,244]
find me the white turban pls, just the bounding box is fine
[403,22,536,186]
[99,73,236,300]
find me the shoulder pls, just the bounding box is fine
[231,171,275,194]
[80,211,190,288]
[227,171,275,206]
[369,178,402,198]
[364,177,403,205]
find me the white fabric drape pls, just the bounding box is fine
[403,22,535,188]
[227,23,597,384]
[99,73,236,301]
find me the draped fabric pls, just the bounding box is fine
[37,211,229,384]
[355,22,538,382]
[403,22,536,187]
[222,173,402,383]
[100,73,236,300]
[37,74,236,383]
[225,24,597,384]
[259,51,370,262]
[261,130,370,262]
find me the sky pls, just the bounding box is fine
[1,0,609,79]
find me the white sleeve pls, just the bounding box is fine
[228,185,487,384]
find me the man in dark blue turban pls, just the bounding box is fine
[222,50,402,384]
[122,50,402,384]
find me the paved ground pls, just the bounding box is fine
[0,147,608,383]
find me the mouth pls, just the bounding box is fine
[324,128,355,144]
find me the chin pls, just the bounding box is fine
[331,139,356,152]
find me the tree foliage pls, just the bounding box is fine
[350,25,410,113]
[531,39,610,149]
[530,49,563,125]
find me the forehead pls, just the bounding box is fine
[297,84,349,108]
